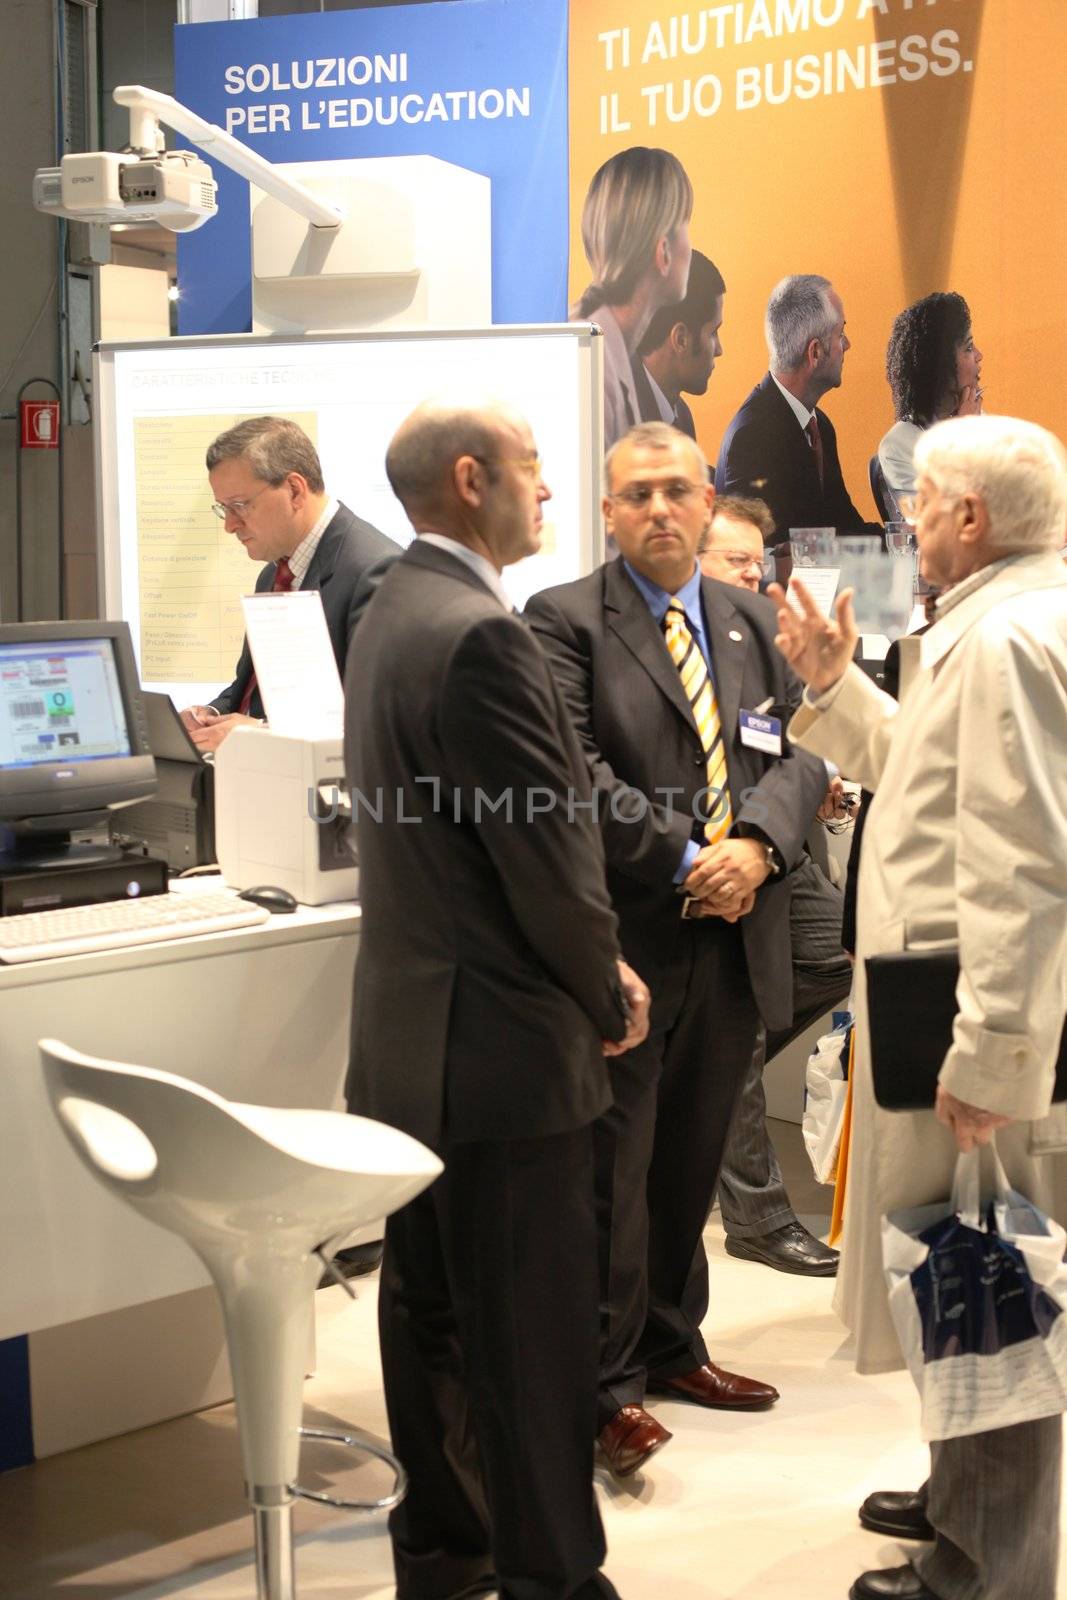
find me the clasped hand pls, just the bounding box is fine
[681,837,769,922]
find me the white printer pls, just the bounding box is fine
[214,726,357,905]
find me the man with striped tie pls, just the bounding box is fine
[526,421,828,1479]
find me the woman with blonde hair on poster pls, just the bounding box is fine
[573,146,694,448]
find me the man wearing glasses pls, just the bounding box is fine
[181,415,397,752]
[526,422,827,1479]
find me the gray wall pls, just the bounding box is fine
[0,0,64,622]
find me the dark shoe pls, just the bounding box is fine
[646,1361,779,1409]
[849,1563,939,1599]
[596,1404,672,1477]
[725,1220,839,1276]
[317,1240,384,1289]
[859,1489,934,1542]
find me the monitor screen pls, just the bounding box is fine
[0,621,155,851]
[0,637,132,770]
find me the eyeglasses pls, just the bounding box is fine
[896,494,921,522]
[714,550,765,570]
[472,454,543,480]
[210,483,274,521]
[609,480,703,508]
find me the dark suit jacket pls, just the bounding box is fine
[525,561,828,1032]
[630,356,697,440]
[212,502,398,718]
[715,372,876,541]
[343,539,628,1151]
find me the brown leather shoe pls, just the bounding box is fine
[646,1361,779,1409]
[596,1404,672,1477]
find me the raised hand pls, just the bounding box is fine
[954,383,983,417]
[767,579,857,693]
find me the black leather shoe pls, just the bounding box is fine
[317,1240,384,1288]
[859,1489,934,1541]
[849,1564,939,1599]
[725,1220,839,1276]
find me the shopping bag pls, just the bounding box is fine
[802,1007,853,1184]
[883,1145,1067,1441]
[828,1031,855,1248]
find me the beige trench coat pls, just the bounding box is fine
[791,550,1067,1373]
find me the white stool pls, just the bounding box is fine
[40,1037,442,1600]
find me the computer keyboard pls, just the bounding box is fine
[0,890,271,963]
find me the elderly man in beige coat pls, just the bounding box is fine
[771,413,1067,1600]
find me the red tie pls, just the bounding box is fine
[806,415,825,490]
[237,557,295,717]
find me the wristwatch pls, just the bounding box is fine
[757,839,782,878]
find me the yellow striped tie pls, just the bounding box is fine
[663,598,732,843]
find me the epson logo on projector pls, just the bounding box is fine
[70,175,96,185]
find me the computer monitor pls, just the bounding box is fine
[0,620,155,871]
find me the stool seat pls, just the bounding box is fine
[40,1038,442,1600]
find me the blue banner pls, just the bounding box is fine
[173,0,569,334]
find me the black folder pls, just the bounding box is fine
[865,947,1067,1111]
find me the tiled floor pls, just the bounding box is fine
[3,1122,1063,1600]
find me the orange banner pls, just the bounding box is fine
[569,0,1067,502]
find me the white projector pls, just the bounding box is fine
[32,149,218,232]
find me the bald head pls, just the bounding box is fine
[385,397,550,570]
[385,399,518,519]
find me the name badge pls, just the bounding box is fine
[739,709,782,755]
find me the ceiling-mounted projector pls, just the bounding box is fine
[32,149,218,233]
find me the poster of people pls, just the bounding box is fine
[568,0,1067,532]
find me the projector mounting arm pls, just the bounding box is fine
[112,85,344,230]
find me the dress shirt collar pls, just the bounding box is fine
[642,363,676,425]
[623,559,708,656]
[934,553,1020,618]
[921,550,1067,671]
[417,533,513,611]
[286,496,337,586]
[770,370,814,430]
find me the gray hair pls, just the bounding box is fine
[603,421,709,493]
[914,414,1067,553]
[205,416,325,493]
[385,400,512,513]
[765,274,837,371]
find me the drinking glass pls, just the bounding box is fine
[789,527,836,567]
[835,535,915,640]
[884,522,917,558]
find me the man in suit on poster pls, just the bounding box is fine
[715,274,880,545]
[343,396,650,1600]
[526,421,827,1478]
[630,250,726,448]
[182,415,397,751]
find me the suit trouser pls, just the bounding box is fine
[379,1128,618,1600]
[719,858,851,1237]
[911,1417,1062,1600]
[595,918,760,1429]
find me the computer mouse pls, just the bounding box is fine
[237,884,299,914]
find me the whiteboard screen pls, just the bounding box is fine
[95,325,604,708]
